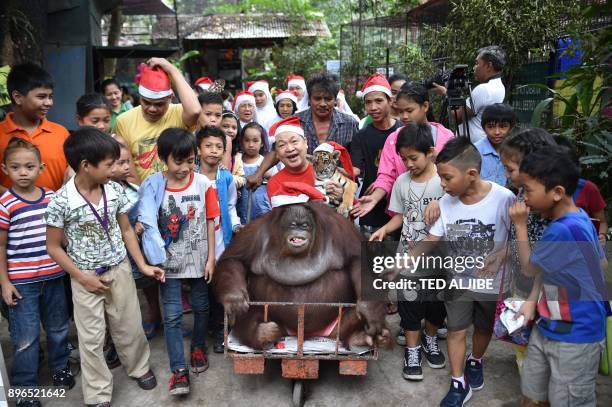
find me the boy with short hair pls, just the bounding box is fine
[0,138,74,407]
[196,126,241,353]
[509,147,608,407]
[197,92,235,169]
[138,128,218,395]
[475,103,517,186]
[45,127,165,407]
[401,137,515,406]
[0,63,70,193]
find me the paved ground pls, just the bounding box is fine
[2,312,611,407]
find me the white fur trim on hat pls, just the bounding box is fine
[313,143,334,154]
[275,124,305,138]
[288,78,306,89]
[198,83,212,91]
[234,93,256,110]
[360,84,392,98]
[271,194,309,208]
[275,92,298,105]
[138,85,173,99]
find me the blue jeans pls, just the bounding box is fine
[160,278,209,372]
[8,277,70,386]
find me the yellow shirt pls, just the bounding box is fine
[115,104,189,181]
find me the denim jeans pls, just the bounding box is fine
[160,278,209,372]
[8,277,70,386]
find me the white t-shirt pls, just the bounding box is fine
[429,181,514,293]
[388,171,444,253]
[464,77,505,143]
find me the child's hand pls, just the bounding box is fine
[2,283,21,306]
[351,195,377,218]
[141,265,165,283]
[204,261,215,283]
[477,250,506,278]
[79,274,110,295]
[423,200,441,225]
[514,300,537,326]
[134,222,144,236]
[509,201,530,226]
[369,227,386,242]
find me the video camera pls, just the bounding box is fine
[423,64,470,94]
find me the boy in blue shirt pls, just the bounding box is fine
[475,103,516,186]
[509,147,608,407]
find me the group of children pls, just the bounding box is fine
[0,60,608,407]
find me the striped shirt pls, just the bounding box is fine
[0,188,64,284]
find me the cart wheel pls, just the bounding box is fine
[292,380,305,407]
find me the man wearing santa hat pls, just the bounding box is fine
[267,117,343,206]
[115,57,201,183]
[350,73,400,236]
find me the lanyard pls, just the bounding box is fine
[76,185,112,244]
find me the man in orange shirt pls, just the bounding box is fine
[0,63,70,193]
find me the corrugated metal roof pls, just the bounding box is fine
[153,14,330,42]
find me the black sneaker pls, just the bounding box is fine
[104,341,121,369]
[52,362,76,389]
[16,399,41,407]
[440,377,472,407]
[421,330,446,369]
[465,357,484,390]
[136,369,157,390]
[402,347,423,381]
[168,368,190,396]
[213,330,224,354]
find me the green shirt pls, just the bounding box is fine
[110,102,131,133]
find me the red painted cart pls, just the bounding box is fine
[224,301,378,407]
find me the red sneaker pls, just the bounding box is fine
[168,369,190,396]
[190,347,209,373]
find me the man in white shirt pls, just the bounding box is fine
[433,46,506,143]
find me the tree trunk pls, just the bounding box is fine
[104,7,123,77]
[0,0,46,65]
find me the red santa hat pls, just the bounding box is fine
[247,80,270,94]
[195,77,213,91]
[270,181,328,208]
[356,73,392,99]
[268,116,304,139]
[232,91,256,112]
[287,75,306,90]
[275,89,298,105]
[313,141,355,180]
[137,66,173,99]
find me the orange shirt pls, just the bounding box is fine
[0,113,69,191]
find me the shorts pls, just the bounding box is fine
[444,290,498,332]
[521,326,604,406]
[398,294,446,331]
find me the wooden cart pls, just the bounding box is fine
[224,301,378,407]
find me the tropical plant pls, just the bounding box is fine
[0,65,11,121]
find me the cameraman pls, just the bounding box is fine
[433,45,506,143]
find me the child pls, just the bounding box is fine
[510,147,608,407]
[138,128,218,395]
[247,80,277,127]
[76,93,112,134]
[351,81,454,221]
[196,126,241,353]
[76,93,138,185]
[221,110,241,161]
[197,92,233,170]
[45,127,164,406]
[475,103,517,186]
[499,128,556,374]
[403,137,515,406]
[0,138,74,407]
[274,90,298,122]
[0,63,70,193]
[369,124,446,381]
[553,135,608,247]
[233,123,277,223]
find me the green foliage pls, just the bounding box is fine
[528,1,611,204]
[0,65,11,121]
[422,0,583,89]
[170,50,201,70]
